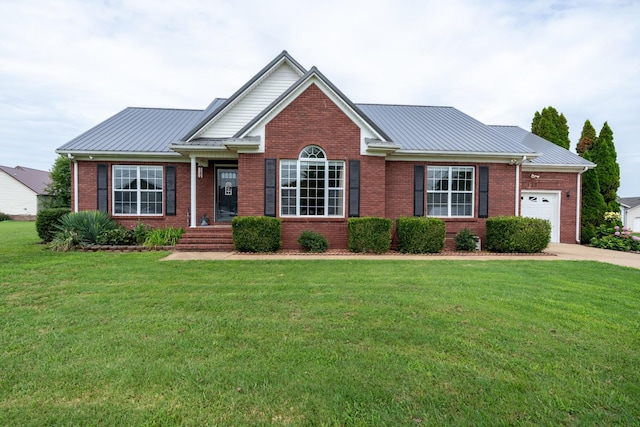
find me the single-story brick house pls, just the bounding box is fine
[57,51,594,250]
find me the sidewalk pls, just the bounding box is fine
[162,244,640,270]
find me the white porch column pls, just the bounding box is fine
[190,155,197,228]
[576,171,583,243]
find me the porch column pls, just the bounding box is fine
[515,163,520,216]
[190,155,197,228]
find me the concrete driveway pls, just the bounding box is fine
[163,244,640,270]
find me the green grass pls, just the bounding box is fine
[1,221,639,426]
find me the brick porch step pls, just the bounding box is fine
[175,226,234,252]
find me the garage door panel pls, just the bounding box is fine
[521,192,559,243]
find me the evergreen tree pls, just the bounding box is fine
[576,119,597,154]
[579,151,607,242]
[43,155,71,209]
[531,106,571,149]
[590,122,620,211]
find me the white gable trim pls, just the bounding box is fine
[236,73,389,155]
[189,57,305,141]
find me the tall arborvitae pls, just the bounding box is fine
[579,151,607,242]
[531,106,571,149]
[576,119,597,154]
[590,122,620,211]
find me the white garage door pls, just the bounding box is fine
[633,217,640,233]
[521,192,560,243]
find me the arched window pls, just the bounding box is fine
[280,146,345,217]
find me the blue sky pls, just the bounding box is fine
[1,0,638,196]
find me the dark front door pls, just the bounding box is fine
[216,168,238,222]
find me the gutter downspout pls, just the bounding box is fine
[190,156,197,228]
[73,159,78,213]
[576,167,588,243]
[515,156,527,216]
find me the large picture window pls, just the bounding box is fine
[113,166,163,215]
[427,166,474,217]
[280,146,345,217]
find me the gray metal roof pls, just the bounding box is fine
[0,165,50,194]
[58,107,203,153]
[618,197,640,208]
[490,125,594,167]
[357,104,536,154]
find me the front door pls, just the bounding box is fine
[216,168,238,222]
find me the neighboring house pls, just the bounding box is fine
[618,197,640,231]
[56,51,594,250]
[0,165,51,217]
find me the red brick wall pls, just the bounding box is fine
[74,160,208,230]
[521,169,579,243]
[244,83,373,249]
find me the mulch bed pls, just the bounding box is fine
[238,249,556,257]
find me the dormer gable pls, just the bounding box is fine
[183,51,306,141]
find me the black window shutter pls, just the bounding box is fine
[348,160,360,217]
[165,165,176,216]
[478,166,489,218]
[264,158,276,217]
[97,164,108,212]
[414,165,424,216]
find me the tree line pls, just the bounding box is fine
[531,106,620,242]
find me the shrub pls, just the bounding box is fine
[591,225,640,252]
[348,217,393,254]
[455,227,478,252]
[485,216,551,253]
[143,227,184,246]
[232,216,282,252]
[0,212,10,221]
[132,222,152,246]
[97,226,134,246]
[55,210,117,246]
[297,230,329,253]
[395,217,445,254]
[36,208,71,242]
[48,229,78,252]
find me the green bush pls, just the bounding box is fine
[132,222,152,246]
[232,216,282,252]
[591,225,640,252]
[48,229,77,252]
[395,217,445,254]
[55,211,117,246]
[297,230,329,253]
[97,226,134,245]
[0,212,10,221]
[455,227,478,252]
[485,216,551,253]
[348,217,393,254]
[36,208,71,242]
[143,227,184,246]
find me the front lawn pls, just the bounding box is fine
[1,221,639,425]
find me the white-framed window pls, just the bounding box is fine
[427,166,474,217]
[113,165,163,215]
[280,146,345,217]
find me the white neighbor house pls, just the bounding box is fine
[619,197,640,232]
[0,165,51,217]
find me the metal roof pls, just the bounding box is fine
[490,125,594,167]
[0,165,51,194]
[57,107,203,153]
[618,197,640,209]
[357,104,536,154]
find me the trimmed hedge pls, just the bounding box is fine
[297,230,329,253]
[348,217,393,254]
[454,227,478,252]
[396,217,446,254]
[36,208,71,242]
[485,216,551,253]
[232,216,282,253]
